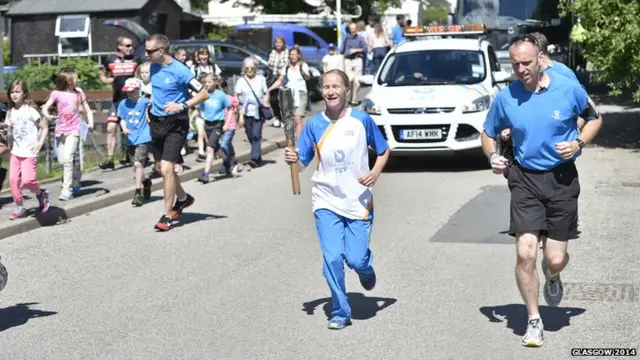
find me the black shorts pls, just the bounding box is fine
[148,112,189,164]
[508,160,580,241]
[204,121,224,151]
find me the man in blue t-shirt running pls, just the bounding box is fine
[481,34,603,348]
[145,34,209,231]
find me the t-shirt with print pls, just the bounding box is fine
[7,105,42,158]
[197,89,231,122]
[224,94,239,130]
[191,63,222,78]
[51,90,85,135]
[117,97,152,146]
[296,109,389,220]
[150,59,203,117]
[483,72,598,171]
[233,75,267,119]
[101,54,140,103]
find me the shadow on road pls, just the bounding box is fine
[382,154,488,173]
[302,293,397,320]
[172,212,227,228]
[478,304,586,336]
[35,206,69,227]
[0,302,57,332]
[590,110,640,150]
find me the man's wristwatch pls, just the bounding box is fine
[575,138,585,149]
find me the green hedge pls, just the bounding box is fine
[4,58,110,91]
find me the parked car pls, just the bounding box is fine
[233,23,330,64]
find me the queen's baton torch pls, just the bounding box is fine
[278,88,301,195]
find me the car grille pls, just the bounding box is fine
[391,124,450,143]
[387,107,455,114]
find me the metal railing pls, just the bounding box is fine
[23,52,115,66]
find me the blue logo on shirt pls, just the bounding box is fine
[334,149,348,173]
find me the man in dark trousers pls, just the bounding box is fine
[99,36,141,170]
[145,34,209,231]
[481,34,602,348]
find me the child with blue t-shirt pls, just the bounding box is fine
[117,78,153,207]
[196,74,232,184]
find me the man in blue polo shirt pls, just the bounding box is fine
[481,34,602,348]
[145,34,209,231]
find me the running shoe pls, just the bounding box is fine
[170,194,194,218]
[8,206,25,220]
[542,260,564,307]
[327,317,352,330]
[359,269,376,291]
[521,318,544,347]
[36,189,51,213]
[154,215,174,231]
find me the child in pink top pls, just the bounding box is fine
[41,69,94,200]
[220,79,239,176]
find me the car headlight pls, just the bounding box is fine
[361,98,381,115]
[462,95,491,113]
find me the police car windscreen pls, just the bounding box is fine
[377,50,487,86]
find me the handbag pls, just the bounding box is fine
[243,76,274,120]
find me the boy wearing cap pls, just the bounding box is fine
[322,44,345,73]
[117,77,153,207]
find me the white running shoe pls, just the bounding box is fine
[521,318,544,347]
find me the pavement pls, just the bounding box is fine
[0,92,638,358]
[0,94,343,240]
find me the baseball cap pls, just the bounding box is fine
[328,43,336,49]
[122,78,143,92]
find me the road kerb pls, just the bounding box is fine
[0,137,288,240]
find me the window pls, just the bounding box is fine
[215,46,247,62]
[487,46,501,72]
[378,50,487,86]
[55,15,91,55]
[293,32,318,47]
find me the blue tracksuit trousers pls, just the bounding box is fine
[314,208,374,321]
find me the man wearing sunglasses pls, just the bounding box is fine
[99,36,141,170]
[145,34,209,231]
[481,34,602,348]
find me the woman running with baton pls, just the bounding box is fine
[284,69,389,330]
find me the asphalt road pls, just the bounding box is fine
[0,95,638,358]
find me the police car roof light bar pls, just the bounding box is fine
[403,24,487,38]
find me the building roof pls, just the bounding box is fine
[7,0,151,16]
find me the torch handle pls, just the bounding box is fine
[288,139,301,195]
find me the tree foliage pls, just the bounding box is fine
[559,0,640,100]
[4,58,107,91]
[206,0,401,18]
[423,5,450,25]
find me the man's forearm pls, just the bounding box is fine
[578,116,602,145]
[481,131,498,159]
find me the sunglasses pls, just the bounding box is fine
[145,47,162,54]
[509,34,540,49]
[120,44,133,48]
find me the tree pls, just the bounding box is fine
[209,0,401,18]
[423,5,450,25]
[190,0,209,12]
[559,0,640,101]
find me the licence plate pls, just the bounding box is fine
[400,129,442,140]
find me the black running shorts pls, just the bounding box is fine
[148,112,189,164]
[204,121,223,152]
[508,160,580,241]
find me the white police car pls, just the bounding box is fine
[362,24,513,157]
